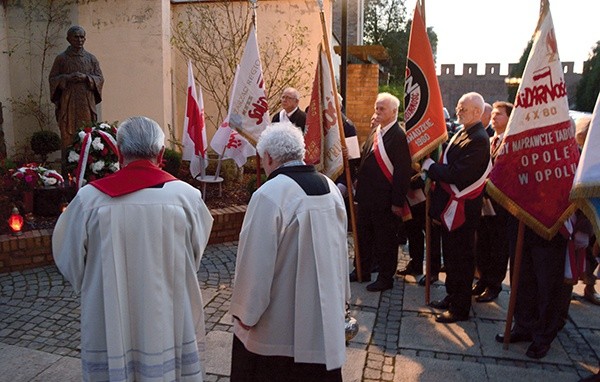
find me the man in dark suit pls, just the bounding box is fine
[482,102,494,137]
[350,93,412,292]
[422,92,491,323]
[473,101,513,303]
[271,87,306,133]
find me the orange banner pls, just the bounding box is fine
[404,0,447,162]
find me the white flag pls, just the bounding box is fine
[319,49,344,180]
[228,25,270,145]
[181,60,208,178]
[210,67,256,167]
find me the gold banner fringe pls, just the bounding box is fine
[570,183,600,200]
[411,133,448,163]
[486,181,577,241]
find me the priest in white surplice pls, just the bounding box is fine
[52,116,213,381]
[229,122,350,382]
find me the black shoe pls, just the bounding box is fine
[366,279,393,292]
[472,282,486,296]
[475,288,500,303]
[435,310,468,323]
[349,270,371,283]
[526,342,551,359]
[428,297,450,310]
[418,274,439,286]
[495,331,532,344]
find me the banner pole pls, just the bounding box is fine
[249,0,262,189]
[317,0,362,281]
[503,220,525,349]
[425,184,431,304]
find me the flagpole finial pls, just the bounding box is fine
[316,0,323,11]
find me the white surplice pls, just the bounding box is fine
[52,181,213,381]
[229,172,350,371]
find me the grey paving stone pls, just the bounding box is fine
[485,363,579,382]
[348,309,376,346]
[342,347,367,382]
[349,279,380,308]
[30,355,81,382]
[471,290,510,320]
[204,330,233,376]
[0,343,61,382]
[401,283,447,313]
[477,321,571,365]
[399,315,481,356]
[568,299,600,329]
[393,355,486,382]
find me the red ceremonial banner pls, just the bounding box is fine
[404,0,447,162]
[486,2,579,239]
[304,46,324,168]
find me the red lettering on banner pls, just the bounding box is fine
[515,66,567,109]
[248,96,268,125]
[226,134,242,149]
[323,98,337,134]
[489,122,580,227]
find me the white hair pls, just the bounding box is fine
[460,92,485,115]
[282,87,300,100]
[256,121,305,163]
[376,92,400,113]
[117,116,164,160]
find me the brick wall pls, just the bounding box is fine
[346,63,379,147]
[0,205,247,273]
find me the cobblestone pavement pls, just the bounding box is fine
[1,240,600,381]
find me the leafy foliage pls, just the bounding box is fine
[364,0,438,86]
[30,130,61,163]
[575,41,600,112]
[171,0,312,128]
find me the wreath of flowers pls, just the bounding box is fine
[11,163,64,191]
[65,121,120,188]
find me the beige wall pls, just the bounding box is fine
[78,0,173,133]
[0,7,14,153]
[1,0,333,157]
[171,0,334,147]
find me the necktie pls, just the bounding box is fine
[491,136,499,154]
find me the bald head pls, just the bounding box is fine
[455,92,484,129]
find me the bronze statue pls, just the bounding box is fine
[49,26,104,149]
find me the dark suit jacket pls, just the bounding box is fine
[355,122,412,210]
[272,108,307,133]
[428,122,491,229]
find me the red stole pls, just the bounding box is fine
[91,160,177,197]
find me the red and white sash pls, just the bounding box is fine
[373,125,412,221]
[439,130,492,231]
[373,126,393,183]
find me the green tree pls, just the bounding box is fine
[171,1,312,128]
[363,0,438,87]
[575,41,600,112]
[507,40,533,103]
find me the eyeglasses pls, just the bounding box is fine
[455,107,470,114]
[281,95,296,100]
